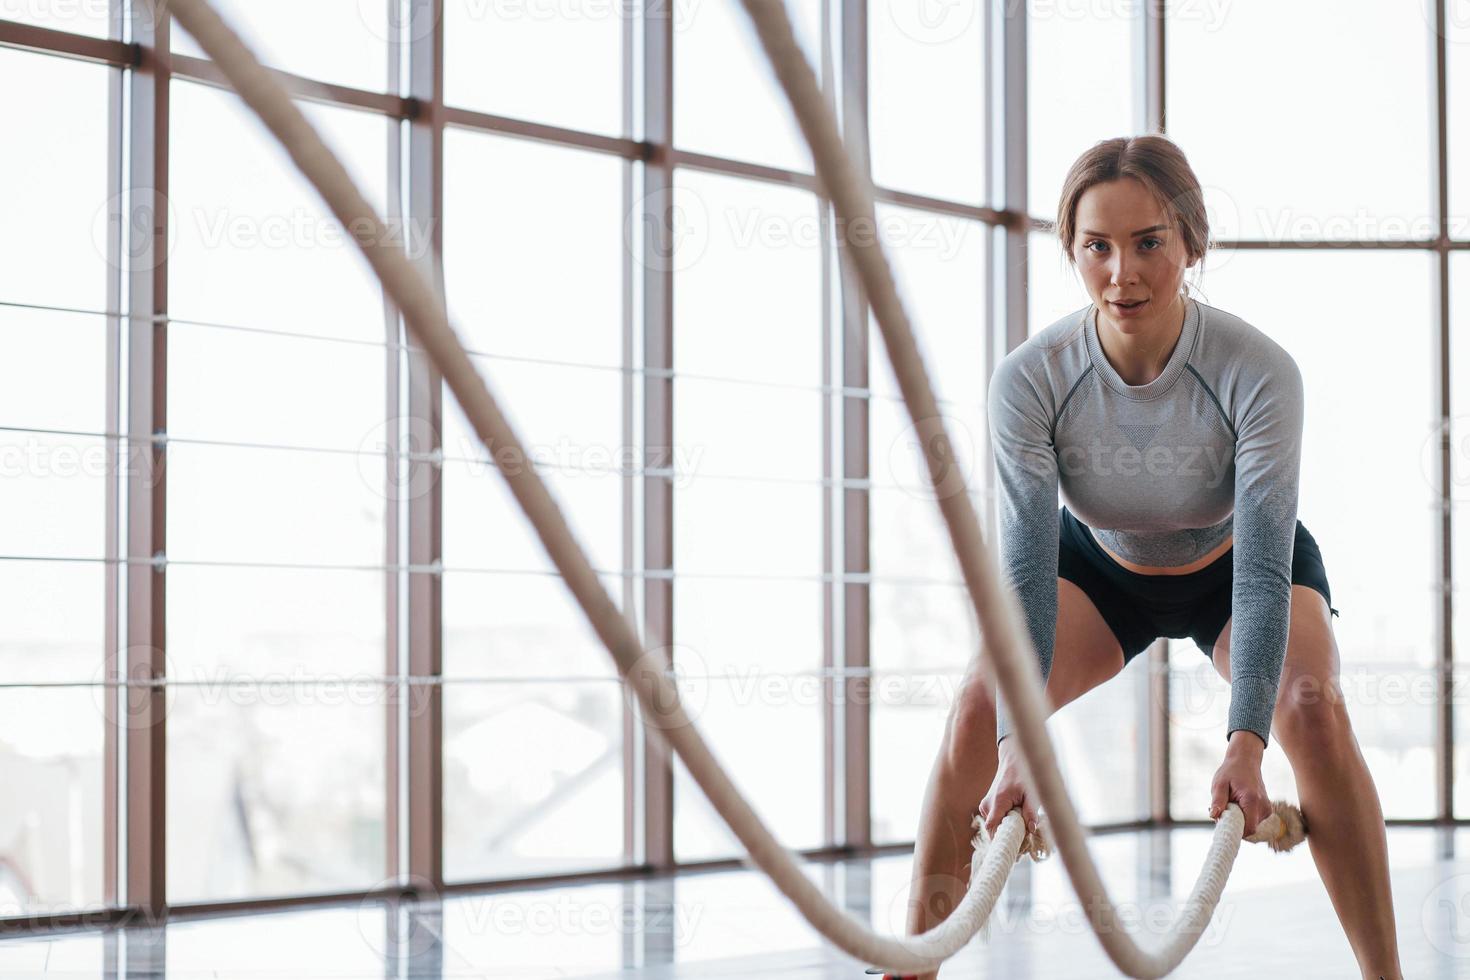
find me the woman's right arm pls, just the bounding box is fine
[985,352,1061,746]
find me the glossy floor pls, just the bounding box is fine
[3,826,1466,978]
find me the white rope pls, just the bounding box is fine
[156,0,1304,974]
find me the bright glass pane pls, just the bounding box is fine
[1168,0,1432,240]
[1027,230,1088,336]
[444,680,624,881]
[172,0,389,92]
[671,168,824,858]
[0,690,104,915]
[444,129,624,368]
[0,307,106,434]
[673,0,820,173]
[0,49,110,311]
[0,432,106,560]
[168,326,384,451]
[0,562,104,685]
[867,203,988,841]
[1454,241,1470,673]
[167,695,385,901]
[169,80,389,341]
[1027,0,1135,219]
[0,0,111,36]
[868,0,985,204]
[671,169,822,385]
[866,204,986,403]
[1452,248,1469,811]
[444,0,621,135]
[167,566,383,677]
[1170,250,1437,819]
[167,443,386,566]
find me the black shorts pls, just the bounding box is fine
[1057,506,1339,664]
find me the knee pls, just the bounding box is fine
[1273,673,1354,757]
[945,672,997,771]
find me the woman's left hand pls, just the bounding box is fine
[1208,737,1272,837]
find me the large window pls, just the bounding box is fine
[2,0,1465,928]
[440,129,626,880]
[1167,0,1432,241]
[165,81,391,902]
[1166,252,1439,820]
[0,45,111,916]
[670,170,825,859]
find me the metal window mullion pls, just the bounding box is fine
[1431,0,1453,822]
[837,0,871,851]
[1140,0,1170,825]
[404,0,445,889]
[102,0,127,913]
[641,0,675,871]
[620,0,637,872]
[123,0,169,919]
[385,0,406,886]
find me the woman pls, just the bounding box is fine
[895,136,1402,980]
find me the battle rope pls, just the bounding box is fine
[155,0,1305,973]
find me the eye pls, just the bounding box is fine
[1084,240,1108,253]
[1141,236,1164,250]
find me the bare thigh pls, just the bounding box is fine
[962,578,1127,713]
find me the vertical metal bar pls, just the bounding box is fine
[124,0,169,919]
[102,0,126,911]
[620,0,639,869]
[384,0,406,884]
[838,0,871,851]
[641,0,676,870]
[405,0,445,888]
[1140,0,1170,825]
[818,0,837,851]
[1431,0,1453,822]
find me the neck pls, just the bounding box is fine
[1096,294,1188,386]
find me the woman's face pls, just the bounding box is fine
[1069,177,1196,336]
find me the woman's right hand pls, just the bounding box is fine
[977,737,1038,840]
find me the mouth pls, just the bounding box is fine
[1110,298,1149,312]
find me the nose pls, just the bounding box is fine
[1109,249,1140,287]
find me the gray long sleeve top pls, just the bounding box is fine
[988,297,1304,749]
